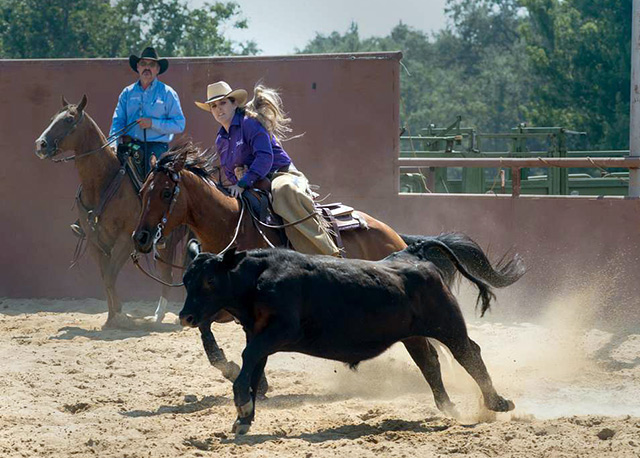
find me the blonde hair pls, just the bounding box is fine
[243,84,292,142]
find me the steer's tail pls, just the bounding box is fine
[400,232,526,289]
[412,239,496,316]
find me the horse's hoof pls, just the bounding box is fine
[102,313,134,330]
[232,419,251,435]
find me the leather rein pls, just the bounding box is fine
[51,114,138,164]
[130,167,247,287]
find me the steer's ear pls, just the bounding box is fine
[222,247,247,269]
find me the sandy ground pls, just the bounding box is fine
[0,293,639,458]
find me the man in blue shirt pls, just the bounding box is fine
[110,46,186,175]
[71,47,185,238]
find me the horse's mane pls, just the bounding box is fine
[157,142,219,179]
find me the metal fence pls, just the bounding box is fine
[399,123,634,196]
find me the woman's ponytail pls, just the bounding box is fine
[244,84,292,142]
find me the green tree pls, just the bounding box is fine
[0,0,257,58]
[299,1,534,136]
[520,0,631,149]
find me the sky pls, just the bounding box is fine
[189,0,449,55]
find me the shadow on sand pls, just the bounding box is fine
[52,318,183,341]
[121,395,232,418]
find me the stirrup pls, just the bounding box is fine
[70,222,86,239]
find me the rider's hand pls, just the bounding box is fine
[137,118,152,129]
[228,184,244,198]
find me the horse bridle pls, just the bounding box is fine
[49,110,85,159]
[150,166,182,256]
[48,110,138,163]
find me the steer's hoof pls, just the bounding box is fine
[487,395,515,412]
[236,399,254,418]
[437,401,460,419]
[232,419,251,435]
[221,361,241,381]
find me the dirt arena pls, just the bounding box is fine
[1,286,639,458]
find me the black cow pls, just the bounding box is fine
[179,240,515,434]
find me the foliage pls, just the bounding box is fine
[299,0,632,149]
[299,1,535,139]
[520,0,631,149]
[0,0,258,58]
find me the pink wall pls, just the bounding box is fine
[1,54,638,326]
[0,53,399,299]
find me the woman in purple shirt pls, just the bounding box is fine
[195,81,339,256]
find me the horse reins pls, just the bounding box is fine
[51,118,139,163]
[131,166,245,287]
[131,167,186,286]
[130,165,325,287]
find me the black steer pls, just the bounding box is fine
[180,240,515,434]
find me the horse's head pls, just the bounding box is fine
[35,95,88,159]
[133,150,189,253]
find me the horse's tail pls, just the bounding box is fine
[412,239,495,316]
[400,232,526,289]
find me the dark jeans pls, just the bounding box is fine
[131,140,169,176]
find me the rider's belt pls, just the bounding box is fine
[267,163,295,179]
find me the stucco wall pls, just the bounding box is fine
[1,54,638,326]
[0,53,400,299]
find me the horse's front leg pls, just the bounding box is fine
[96,236,132,329]
[154,231,181,323]
[199,322,240,381]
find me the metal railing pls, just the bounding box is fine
[397,156,640,197]
[399,124,635,196]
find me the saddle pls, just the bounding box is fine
[117,141,146,193]
[241,182,368,256]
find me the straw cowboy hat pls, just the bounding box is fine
[195,81,248,112]
[129,47,169,74]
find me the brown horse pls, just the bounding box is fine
[132,146,524,416]
[34,95,184,328]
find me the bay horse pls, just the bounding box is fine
[34,95,184,328]
[132,145,524,415]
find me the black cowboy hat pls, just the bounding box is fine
[129,47,169,74]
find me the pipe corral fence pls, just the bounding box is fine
[1,53,639,325]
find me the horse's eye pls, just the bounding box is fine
[161,189,172,200]
[65,117,74,123]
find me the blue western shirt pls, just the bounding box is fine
[216,111,292,188]
[109,79,185,143]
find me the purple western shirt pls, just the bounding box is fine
[215,111,292,188]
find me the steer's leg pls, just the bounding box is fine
[233,356,268,435]
[199,322,241,380]
[437,334,515,413]
[402,336,458,417]
[232,325,290,435]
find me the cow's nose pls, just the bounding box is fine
[180,314,196,327]
[37,139,47,149]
